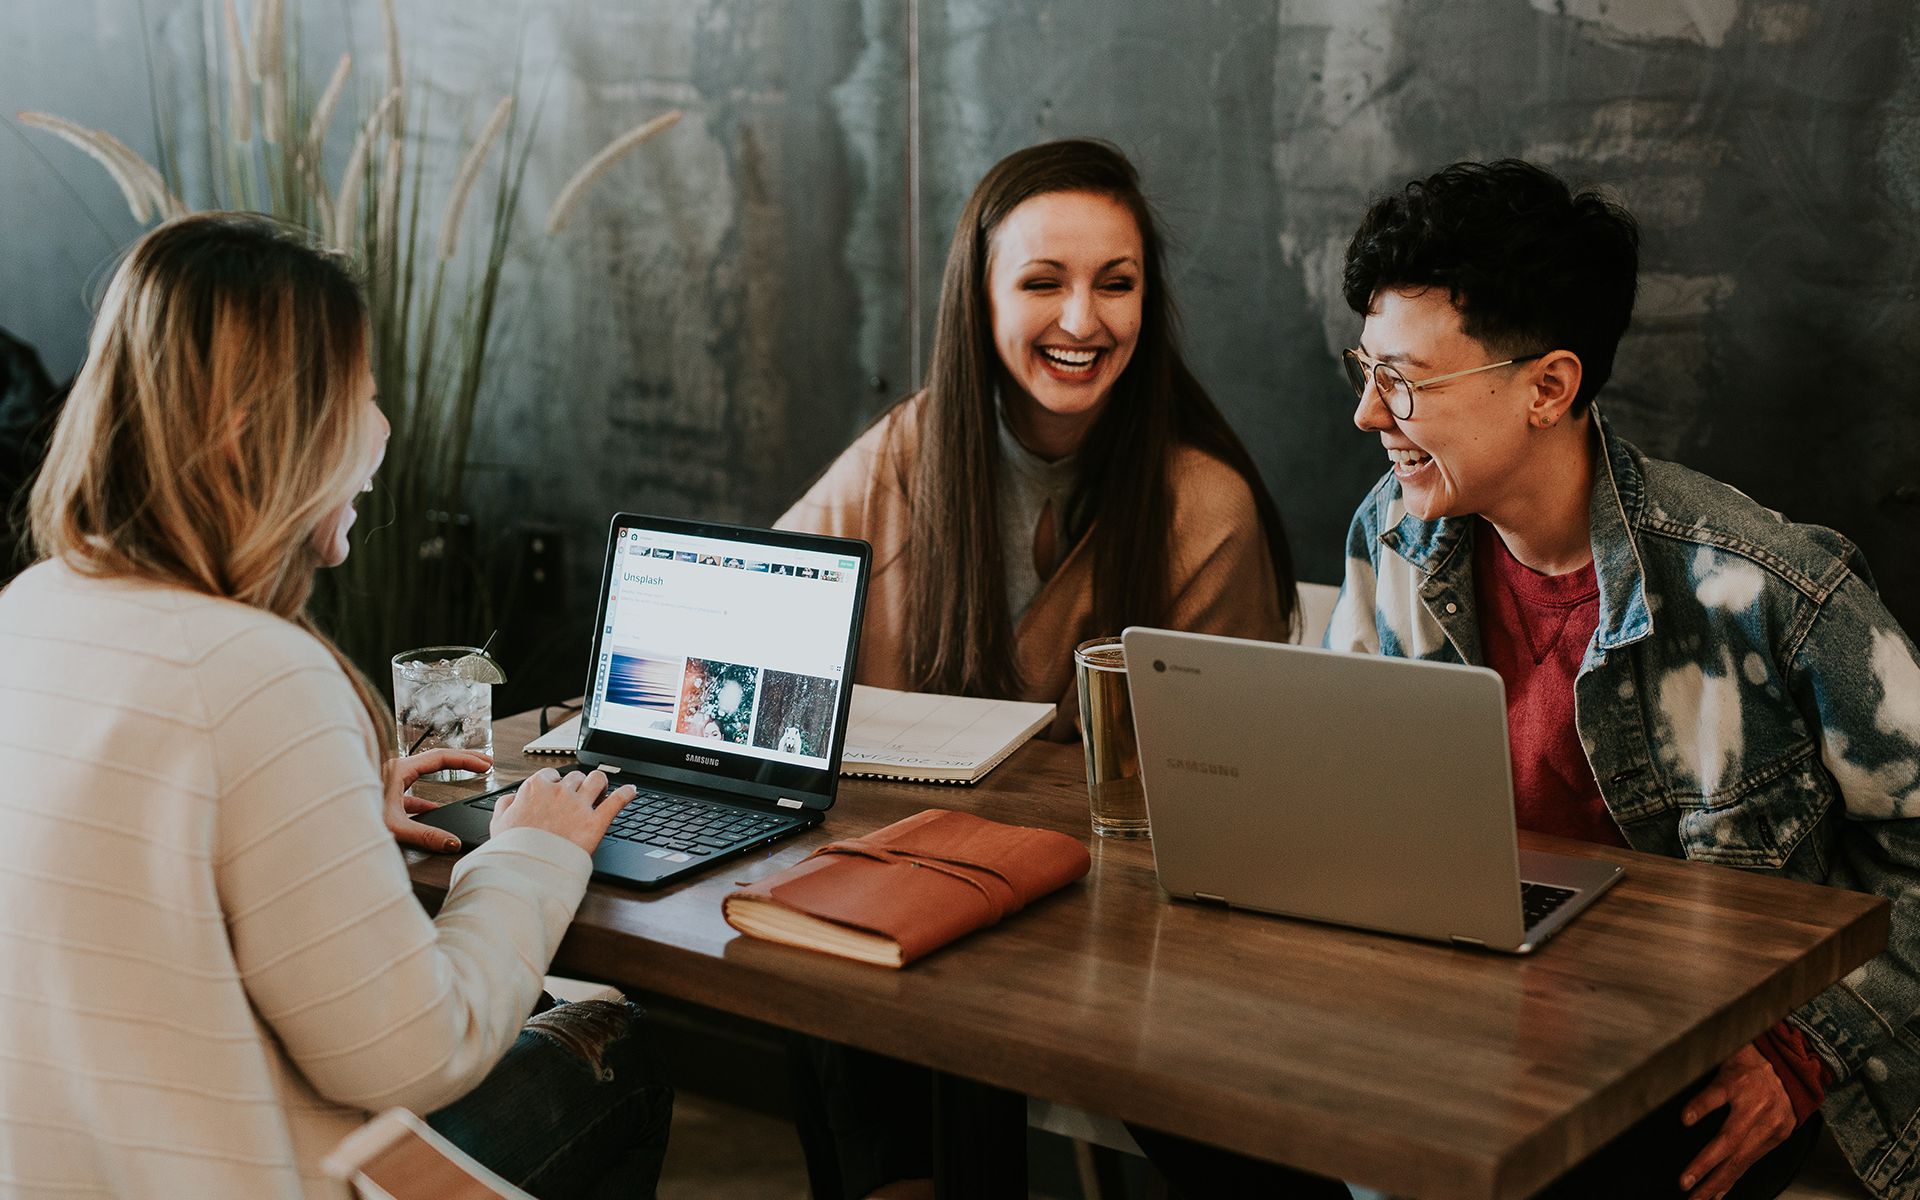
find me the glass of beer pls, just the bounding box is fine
[1075,637,1149,839]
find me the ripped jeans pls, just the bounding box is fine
[427,997,674,1199]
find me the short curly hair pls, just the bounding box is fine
[1342,160,1639,415]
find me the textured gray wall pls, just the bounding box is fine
[4,0,1917,635]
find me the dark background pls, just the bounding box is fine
[4,0,1916,699]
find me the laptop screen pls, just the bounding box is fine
[577,514,870,804]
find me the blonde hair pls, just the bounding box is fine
[30,212,392,756]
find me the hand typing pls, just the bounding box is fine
[492,767,636,855]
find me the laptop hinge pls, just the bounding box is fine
[1193,892,1228,906]
[776,797,804,809]
[1450,935,1486,948]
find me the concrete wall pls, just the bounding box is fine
[4,0,1917,633]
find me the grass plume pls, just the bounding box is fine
[305,52,351,165]
[332,88,398,248]
[437,96,512,262]
[545,109,682,234]
[257,0,286,145]
[22,2,681,688]
[376,0,402,137]
[17,112,158,222]
[222,0,251,145]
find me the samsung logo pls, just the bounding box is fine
[1167,757,1239,778]
[684,753,720,767]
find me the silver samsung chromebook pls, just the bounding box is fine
[1121,629,1623,954]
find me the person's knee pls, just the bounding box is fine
[523,999,657,1088]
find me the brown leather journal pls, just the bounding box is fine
[722,809,1091,967]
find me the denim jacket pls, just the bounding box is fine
[1325,412,1920,1199]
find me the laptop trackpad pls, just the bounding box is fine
[412,797,499,848]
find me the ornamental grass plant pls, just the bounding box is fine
[18,0,680,692]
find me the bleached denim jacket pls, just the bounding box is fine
[1325,412,1920,1198]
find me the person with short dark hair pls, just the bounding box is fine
[1329,159,1920,1200]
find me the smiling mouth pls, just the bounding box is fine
[1388,447,1433,477]
[1039,346,1103,377]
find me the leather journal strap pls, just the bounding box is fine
[806,839,1021,920]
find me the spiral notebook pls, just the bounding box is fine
[523,715,587,756]
[525,685,1054,785]
[838,686,1055,784]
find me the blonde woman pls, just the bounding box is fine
[0,214,670,1198]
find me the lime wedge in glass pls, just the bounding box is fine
[455,652,508,685]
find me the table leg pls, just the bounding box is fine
[931,1071,1026,1199]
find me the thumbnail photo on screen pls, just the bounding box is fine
[606,652,682,730]
[751,670,841,758]
[676,658,758,744]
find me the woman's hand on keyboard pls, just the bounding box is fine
[493,767,638,855]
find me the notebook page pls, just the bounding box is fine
[841,685,1055,774]
[522,714,581,754]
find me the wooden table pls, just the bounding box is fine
[408,709,1887,1200]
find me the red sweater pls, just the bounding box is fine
[1471,521,1618,846]
[1473,521,1827,1122]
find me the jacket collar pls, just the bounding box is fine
[1378,407,1654,652]
[1585,410,1653,651]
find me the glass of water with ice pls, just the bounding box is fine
[391,646,500,780]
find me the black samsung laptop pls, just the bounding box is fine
[415,513,871,888]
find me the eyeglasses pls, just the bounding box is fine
[1341,348,1544,420]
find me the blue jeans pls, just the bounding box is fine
[428,998,674,1199]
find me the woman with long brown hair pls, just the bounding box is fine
[0,213,670,1198]
[780,140,1304,1198]
[781,138,1296,734]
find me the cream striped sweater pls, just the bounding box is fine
[0,561,593,1198]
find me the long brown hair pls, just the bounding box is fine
[905,138,1297,696]
[29,212,392,756]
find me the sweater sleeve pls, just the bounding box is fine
[1752,1022,1829,1127]
[777,455,865,538]
[209,625,593,1114]
[1162,451,1288,643]
[776,408,907,541]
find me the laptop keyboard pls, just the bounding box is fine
[467,789,796,856]
[1521,881,1578,929]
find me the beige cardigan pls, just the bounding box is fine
[0,562,593,1198]
[779,398,1288,738]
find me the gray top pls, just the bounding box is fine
[996,409,1084,622]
